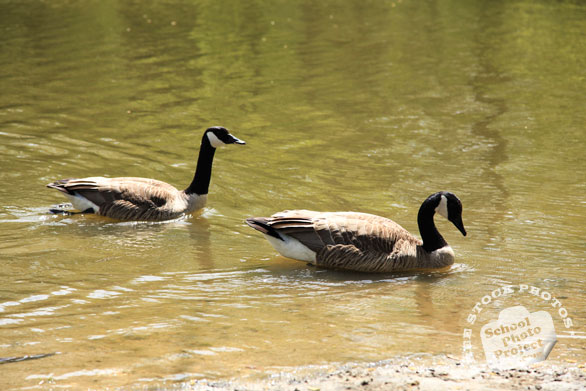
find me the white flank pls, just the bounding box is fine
[65,194,100,213]
[206,132,225,148]
[265,233,317,263]
[435,194,448,219]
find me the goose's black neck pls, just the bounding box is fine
[417,196,448,253]
[185,134,216,195]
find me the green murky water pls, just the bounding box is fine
[1,0,585,389]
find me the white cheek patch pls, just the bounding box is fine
[435,194,449,219]
[206,132,225,148]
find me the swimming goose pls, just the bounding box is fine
[47,126,245,221]
[245,191,467,272]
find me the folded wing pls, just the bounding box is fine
[47,177,183,220]
[264,210,422,271]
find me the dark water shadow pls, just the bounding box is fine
[468,3,510,238]
[257,256,470,285]
[0,352,57,365]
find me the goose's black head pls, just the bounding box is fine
[433,191,467,236]
[205,126,246,148]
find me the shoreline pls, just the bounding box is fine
[182,355,585,391]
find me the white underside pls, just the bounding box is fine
[185,193,207,213]
[429,245,455,267]
[265,233,317,263]
[65,193,100,213]
[431,245,454,256]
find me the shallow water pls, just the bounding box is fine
[1,0,585,389]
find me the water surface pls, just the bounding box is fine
[0,0,585,389]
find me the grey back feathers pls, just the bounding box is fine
[246,191,467,272]
[47,127,245,221]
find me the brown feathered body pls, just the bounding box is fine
[246,210,455,272]
[47,177,206,221]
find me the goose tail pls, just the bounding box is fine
[245,217,284,241]
[46,179,72,194]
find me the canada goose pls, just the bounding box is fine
[47,126,245,221]
[245,191,467,272]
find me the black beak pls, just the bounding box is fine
[452,217,467,236]
[229,135,246,145]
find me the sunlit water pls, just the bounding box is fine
[1,0,585,389]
